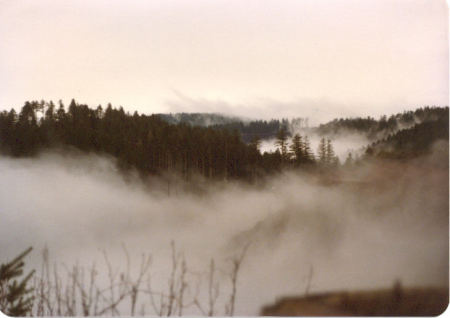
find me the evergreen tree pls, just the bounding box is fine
[326,138,337,166]
[248,135,262,180]
[0,247,35,317]
[56,100,65,121]
[249,135,261,152]
[289,134,303,165]
[303,135,314,163]
[275,127,289,161]
[44,101,55,122]
[344,152,354,167]
[15,102,40,155]
[318,137,327,164]
[0,109,17,153]
[96,105,104,119]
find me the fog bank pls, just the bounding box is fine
[0,148,448,315]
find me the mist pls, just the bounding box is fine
[164,93,376,125]
[0,144,448,315]
[259,131,369,161]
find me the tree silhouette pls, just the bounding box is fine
[289,134,304,166]
[317,137,327,165]
[275,127,289,162]
[0,247,35,316]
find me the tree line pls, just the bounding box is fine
[0,100,338,182]
[365,115,449,160]
[316,106,448,140]
[2,100,444,181]
[158,113,312,144]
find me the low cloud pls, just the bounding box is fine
[164,92,384,125]
[0,146,448,315]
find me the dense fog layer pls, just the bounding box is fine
[0,145,448,315]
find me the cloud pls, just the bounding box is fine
[0,147,447,315]
[164,91,385,125]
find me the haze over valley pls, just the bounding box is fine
[0,101,448,316]
[0,0,448,316]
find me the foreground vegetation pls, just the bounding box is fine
[1,244,250,316]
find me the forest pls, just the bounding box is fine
[0,100,448,183]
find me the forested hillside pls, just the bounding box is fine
[365,115,449,159]
[158,107,447,145]
[316,106,448,140]
[156,112,241,127]
[158,114,294,143]
[0,100,447,182]
[210,119,290,143]
[0,100,316,181]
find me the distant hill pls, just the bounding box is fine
[156,113,293,143]
[210,119,291,143]
[156,112,242,127]
[365,113,449,159]
[157,107,448,145]
[316,106,448,141]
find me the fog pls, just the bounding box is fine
[0,145,448,315]
[260,132,368,161]
[164,93,388,125]
[258,116,422,161]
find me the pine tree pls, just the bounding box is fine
[249,135,261,152]
[289,134,303,165]
[326,138,337,166]
[15,102,40,155]
[0,109,17,153]
[56,100,65,121]
[303,136,314,163]
[248,135,262,180]
[318,137,327,164]
[0,247,35,316]
[276,127,288,161]
[44,101,55,122]
[96,105,104,119]
[344,152,354,167]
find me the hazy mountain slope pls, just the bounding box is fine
[156,112,242,127]
[316,106,448,141]
[157,107,448,146]
[366,116,449,159]
[157,113,291,143]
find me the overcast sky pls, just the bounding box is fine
[0,0,448,123]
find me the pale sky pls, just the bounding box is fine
[0,0,448,123]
